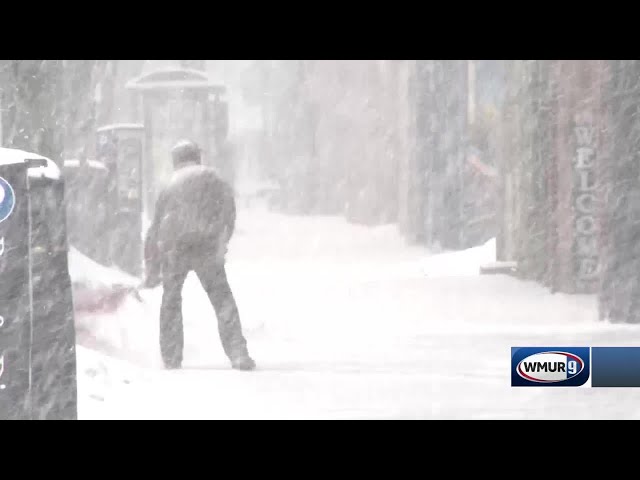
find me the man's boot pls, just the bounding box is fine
[231,354,256,371]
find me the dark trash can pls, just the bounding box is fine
[0,147,77,420]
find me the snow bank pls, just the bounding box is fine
[74,289,163,370]
[421,237,496,277]
[67,247,160,367]
[68,247,138,291]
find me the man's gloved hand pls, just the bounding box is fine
[140,273,161,289]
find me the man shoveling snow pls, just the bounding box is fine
[142,140,256,371]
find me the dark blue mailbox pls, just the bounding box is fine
[0,147,77,420]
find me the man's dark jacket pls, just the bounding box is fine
[144,164,236,283]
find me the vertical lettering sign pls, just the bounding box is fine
[573,119,599,293]
[0,163,31,419]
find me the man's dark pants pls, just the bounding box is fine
[159,236,248,368]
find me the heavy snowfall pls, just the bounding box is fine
[2,60,640,420]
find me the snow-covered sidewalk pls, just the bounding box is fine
[76,205,640,419]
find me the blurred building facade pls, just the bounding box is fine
[492,59,640,324]
[497,60,605,295]
[258,60,501,247]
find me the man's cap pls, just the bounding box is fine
[171,139,201,165]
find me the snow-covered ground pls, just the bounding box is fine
[75,203,640,419]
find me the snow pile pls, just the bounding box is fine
[421,237,496,277]
[68,247,161,367]
[68,247,138,290]
[73,289,161,369]
[27,158,61,180]
[68,247,141,316]
[0,147,61,180]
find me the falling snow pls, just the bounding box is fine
[2,60,640,419]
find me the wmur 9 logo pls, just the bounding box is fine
[511,347,591,387]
